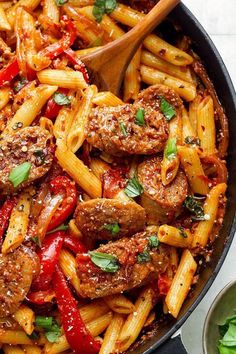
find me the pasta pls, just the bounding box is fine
[0,1,229,353]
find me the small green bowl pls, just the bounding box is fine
[203,280,236,354]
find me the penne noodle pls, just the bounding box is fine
[90,158,110,179]
[13,305,35,335]
[0,86,10,110]
[197,96,217,156]
[68,0,94,5]
[144,311,156,327]
[165,249,197,318]
[158,224,193,248]
[141,49,194,83]
[182,107,198,144]
[2,345,25,354]
[3,85,57,135]
[189,94,202,134]
[39,117,54,135]
[192,183,227,248]
[22,345,42,354]
[67,85,97,152]
[140,65,196,101]
[59,248,81,293]
[92,92,124,107]
[99,313,125,354]
[6,0,41,28]
[68,219,82,238]
[43,0,59,23]
[79,300,110,324]
[0,6,10,30]
[2,190,31,254]
[55,142,102,198]
[178,145,209,195]
[37,69,87,89]
[123,46,141,102]
[0,330,33,345]
[118,287,154,352]
[0,2,12,10]
[104,294,135,314]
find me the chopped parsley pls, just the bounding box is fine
[124,175,143,198]
[102,223,120,236]
[89,251,120,273]
[178,227,188,238]
[160,98,176,121]
[55,0,68,6]
[148,235,160,248]
[14,77,28,93]
[164,138,177,160]
[93,0,117,22]
[119,122,127,137]
[47,224,69,234]
[184,136,201,146]
[137,249,151,263]
[184,195,205,221]
[35,316,61,343]
[9,162,31,188]
[135,108,146,126]
[53,92,71,106]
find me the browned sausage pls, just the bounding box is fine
[0,126,54,195]
[76,229,170,298]
[0,247,39,317]
[74,198,146,240]
[86,84,184,156]
[138,156,188,224]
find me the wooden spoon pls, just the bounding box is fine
[81,0,180,95]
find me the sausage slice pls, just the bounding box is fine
[74,198,146,240]
[0,126,54,195]
[0,247,39,317]
[76,230,170,298]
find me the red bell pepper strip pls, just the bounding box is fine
[26,289,56,305]
[53,265,100,354]
[64,48,89,83]
[45,88,68,120]
[38,16,77,60]
[0,199,16,246]
[63,234,87,254]
[0,58,19,87]
[31,231,64,292]
[47,176,77,231]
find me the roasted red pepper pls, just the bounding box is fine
[64,48,89,83]
[0,58,19,87]
[45,88,68,120]
[26,289,56,305]
[47,176,77,231]
[63,234,87,254]
[53,265,100,354]
[38,16,77,60]
[31,231,64,291]
[0,199,16,246]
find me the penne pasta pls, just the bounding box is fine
[0,330,33,345]
[6,0,41,28]
[79,300,110,324]
[165,249,197,318]
[192,183,227,248]
[22,345,42,354]
[90,158,110,179]
[68,219,82,238]
[140,65,196,101]
[104,294,135,314]
[43,0,59,23]
[182,107,198,144]
[158,224,193,248]
[189,94,202,134]
[0,86,10,110]
[39,117,54,135]
[37,70,87,90]
[123,46,141,102]
[59,248,81,293]
[92,91,124,107]
[13,305,35,335]
[0,6,10,30]
[99,313,125,354]
[2,345,25,354]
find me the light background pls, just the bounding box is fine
[178,1,236,353]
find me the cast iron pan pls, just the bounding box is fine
[126,2,236,354]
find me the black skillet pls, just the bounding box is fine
[126,2,236,354]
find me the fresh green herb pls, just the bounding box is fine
[124,175,143,198]
[184,136,201,146]
[53,92,71,105]
[47,224,69,234]
[31,236,41,247]
[160,97,176,121]
[148,235,159,248]
[135,108,146,126]
[164,138,177,160]
[137,249,151,263]
[184,195,205,221]
[93,0,117,22]
[218,313,236,353]
[120,122,128,137]
[14,77,28,93]
[34,150,46,165]
[102,223,120,236]
[9,162,31,188]
[35,316,61,343]
[89,251,120,273]
[178,227,188,238]
[55,0,68,6]
[27,331,39,340]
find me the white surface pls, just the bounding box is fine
[179,1,236,353]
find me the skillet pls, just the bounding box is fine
[125,2,236,354]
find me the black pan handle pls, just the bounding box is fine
[154,334,188,354]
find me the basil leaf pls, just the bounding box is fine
[89,251,120,273]
[184,195,205,221]
[46,331,61,343]
[184,136,201,146]
[135,108,146,126]
[93,0,117,22]
[102,223,120,236]
[53,92,71,106]
[55,0,68,5]
[160,98,176,121]
[9,162,31,188]
[218,343,236,354]
[137,249,151,263]
[220,323,236,346]
[120,122,127,137]
[164,138,177,160]
[148,235,159,248]
[124,175,143,198]
[36,317,61,343]
[47,224,69,234]
[178,227,188,238]
[14,77,28,93]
